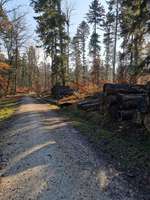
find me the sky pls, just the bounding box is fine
[7,0,107,41]
[6,0,108,62]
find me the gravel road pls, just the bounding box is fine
[0,97,136,200]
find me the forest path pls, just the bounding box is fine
[0,97,135,200]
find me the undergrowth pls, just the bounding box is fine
[59,106,150,178]
[0,98,19,122]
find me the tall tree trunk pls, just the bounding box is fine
[57,1,66,86]
[14,44,18,94]
[82,37,87,82]
[67,21,70,77]
[112,0,119,82]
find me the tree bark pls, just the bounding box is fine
[112,0,119,82]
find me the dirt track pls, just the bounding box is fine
[0,97,136,200]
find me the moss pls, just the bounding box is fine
[0,108,15,121]
[0,98,18,122]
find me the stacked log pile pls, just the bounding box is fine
[76,83,149,117]
[58,94,81,107]
[104,83,149,122]
[51,85,75,99]
[77,93,105,112]
[51,83,150,129]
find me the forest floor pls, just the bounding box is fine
[0,96,149,200]
[58,106,150,200]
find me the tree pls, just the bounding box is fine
[120,0,150,83]
[0,54,11,96]
[71,33,82,86]
[64,0,75,76]
[18,53,28,87]
[77,20,89,82]
[87,0,105,34]
[31,0,69,86]
[89,32,101,84]
[11,11,27,93]
[86,0,105,84]
[0,2,27,94]
[112,0,119,82]
[0,1,13,94]
[103,3,114,81]
[27,46,39,89]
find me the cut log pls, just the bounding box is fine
[77,98,101,111]
[77,93,106,112]
[120,100,139,110]
[119,110,136,121]
[103,83,147,95]
[104,83,131,94]
[131,84,147,93]
[78,98,100,106]
[109,104,119,119]
[117,93,146,102]
[51,85,75,99]
[117,93,148,113]
[78,102,100,111]
[58,94,80,106]
[144,113,150,132]
[105,95,118,107]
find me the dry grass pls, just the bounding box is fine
[0,97,19,122]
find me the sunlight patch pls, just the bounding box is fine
[17,104,49,113]
[96,170,109,191]
[0,164,56,199]
[1,141,56,176]
[48,104,59,110]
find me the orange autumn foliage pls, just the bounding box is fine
[70,80,109,95]
[0,20,12,30]
[0,62,11,95]
[0,75,8,88]
[16,87,30,94]
[0,62,11,70]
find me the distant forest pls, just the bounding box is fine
[0,0,150,96]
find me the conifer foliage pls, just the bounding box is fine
[0,0,149,96]
[87,0,105,84]
[31,0,69,86]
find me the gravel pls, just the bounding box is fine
[0,97,136,200]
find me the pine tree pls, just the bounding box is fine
[112,0,119,82]
[64,0,74,77]
[19,53,28,87]
[27,46,39,89]
[89,32,101,84]
[120,0,150,83]
[71,33,82,86]
[103,3,114,81]
[87,0,105,34]
[105,0,120,82]
[86,0,105,84]
[31,0,68,86]
[77,20,90,82]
